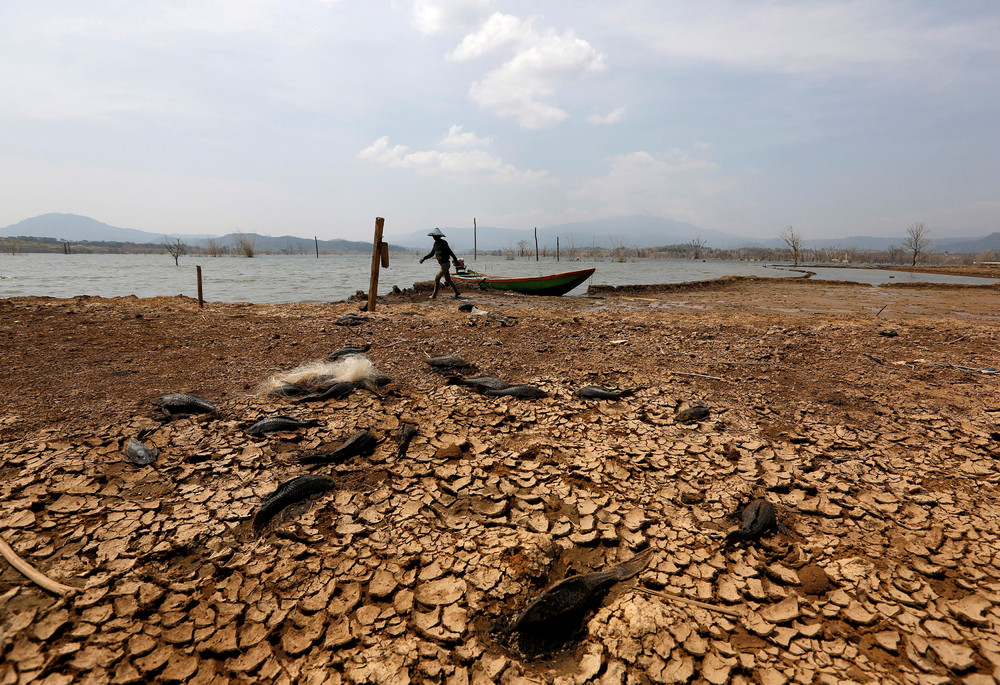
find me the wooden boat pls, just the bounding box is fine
[452,267,595,296]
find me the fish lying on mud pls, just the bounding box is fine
[445,375,511,392]
[252,474,336,533]
[508,550,653,634]
[425,354,475,372]
[725,499,788,544]
[294,381,355,403]
[396,423,418,459]
[575,386,634,400]
[124,437,158,466]
[674,404,710,423]
[328,344,371,361]
[246,415,320,436]
[482,384,548,399]
[151,393,216,417]
[298,430,379,464]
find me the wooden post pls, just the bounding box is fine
[314,236,319,258]
[367,217,384,312]
[196,265,204,308]
[556,237,560,262]
[534,227,538,261]
[473,217,477,261]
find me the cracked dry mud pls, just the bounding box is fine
[2,274,1000,684]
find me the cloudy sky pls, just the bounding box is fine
[1,0,998,241]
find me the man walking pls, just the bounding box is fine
[419,228,462,299]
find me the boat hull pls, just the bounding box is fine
[453,268,595,297]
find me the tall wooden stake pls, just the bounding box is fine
[473,217,477,261]
[557,237,560,262]
[314,236,319,258]
[534,227,538,261]
[367,217,385,312]
[196,265,204,308]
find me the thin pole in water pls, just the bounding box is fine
[314,236,319,258]
[534,227,538,261]
[556,237,560,262]
[473,217,477,261]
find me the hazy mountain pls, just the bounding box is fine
[4,212,998,255]
[0,213,213,243]
[388,215,748,251]
[933,232,1000,254]
[0,213,401,253]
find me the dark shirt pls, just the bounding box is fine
[422,237,457,265]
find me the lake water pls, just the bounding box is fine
[0,253,995,304]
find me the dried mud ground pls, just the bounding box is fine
[2,276,1000,685]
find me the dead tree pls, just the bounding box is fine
[780,225,802,266]
[162,237,187,265]
[902,222,930,266]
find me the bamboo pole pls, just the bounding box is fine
[0,534,78,597]
[196,265,203,308]
[315,236,319,258]
[556,237,560,262]
[534,227,538,261]
[473,217,477,261]
[367,217,384,312]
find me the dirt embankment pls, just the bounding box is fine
[2,278,1000,684]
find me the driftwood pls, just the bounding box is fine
[0,534,78,597]
[669,371,725,381]
[633,586,746,618]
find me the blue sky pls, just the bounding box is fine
[1,0,998,241]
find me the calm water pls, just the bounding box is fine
[0,253,995,304]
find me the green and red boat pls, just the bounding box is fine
[453,266,595,296]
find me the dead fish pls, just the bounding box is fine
[353,370,392,392]
[124,437,158,466]
[151,393,216,417]
[294,381,355,403]
[298,430,379,464]
[445,375,511,392]
[268,383,307,397]
[483,384,548,399]
[328,344,371,360]
[674,404,710,423]
[336,314,369,326]
[396,423,418,459]
[724,499,787,544]
[576,385,634,400]
[509,550,652,634]
[246,415,320,436]
[426,354,473,370]
[253,474,336,533]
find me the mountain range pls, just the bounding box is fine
[2,212,999,255]
[0,214,403,254]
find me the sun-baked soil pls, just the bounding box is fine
[2,275,1000,683]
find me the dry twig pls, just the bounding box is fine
[0,534,78,597]
[633,586,746,617]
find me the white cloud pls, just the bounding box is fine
[447,12,528,60]
[411,0,493,36]
[439,125,493,148]
[454,15,606,129]
[358,134,550,185]
[588,107,626,125]
[568,147,731,224]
